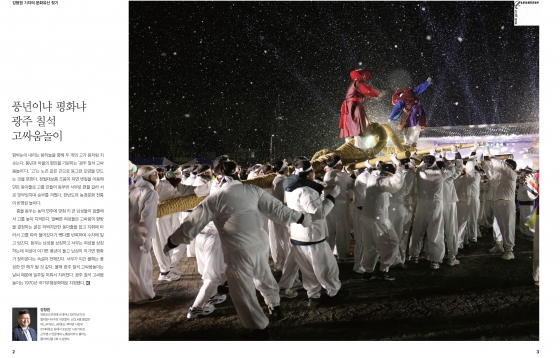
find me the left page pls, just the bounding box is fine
[1,1,128,356]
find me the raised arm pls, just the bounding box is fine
[357,81,380,98]
[168,199,214,247]
[257,187,307,226]
[412,77,431,96]
[300,187,337,221]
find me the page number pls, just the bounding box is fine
[537,350,539,354]
[12,350,15,354]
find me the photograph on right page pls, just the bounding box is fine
[128,1,539,341]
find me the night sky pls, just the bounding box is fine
[129,1,538,163]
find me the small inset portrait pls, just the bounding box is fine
[12,308,37,341]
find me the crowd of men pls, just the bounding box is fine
[128,145,539,339]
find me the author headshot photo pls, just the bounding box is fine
[12,309,37,341]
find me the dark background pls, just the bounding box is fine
[129,1,538,163]
[12,307,38,336]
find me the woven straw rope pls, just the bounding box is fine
[156,173,276,218]
[158,124,411,217]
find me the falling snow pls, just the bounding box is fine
[129,2,538,160]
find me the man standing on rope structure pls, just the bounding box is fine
[388,77,432,147]
[339,69,380,149]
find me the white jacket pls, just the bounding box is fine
[441,160,462,205]
[517,184,534,202]
[362,166,404,221]
[455,156,481,202]
[155,180,195,202]
[353,171,370,208]
[271,174,287,203]
[390,167,416,206]
[184,174,196,186]
[170,181,303,254]
[285,186,335,243]
[129,177,159,249]
[323,169,354,203]
[416,162,455,202]
[483,158,517,201]
[193,176,213,197]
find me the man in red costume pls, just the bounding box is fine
[339,69,380,149]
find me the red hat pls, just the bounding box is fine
[350,69,372,81]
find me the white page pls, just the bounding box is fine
[1,0,557,356]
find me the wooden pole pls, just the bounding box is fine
[350,151,410,170]
[349,142,485,170]
[413,142,485,155]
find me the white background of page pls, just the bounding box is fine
[0,0,557,357]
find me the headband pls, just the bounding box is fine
[294,166,313,175]
[137,168,157,179]
[326,159,342,170]
[216,175,235,188]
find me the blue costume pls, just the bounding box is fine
[388,78,431,146]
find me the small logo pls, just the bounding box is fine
[514,1,539,26]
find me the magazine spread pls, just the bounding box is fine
[1,0,555,356]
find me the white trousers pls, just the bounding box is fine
[223,245,280,330]
[170,212,190,265]
[519,204,535,237]
[480,200,494,227]
[533,215,539,282]
[154,213,185,272]
[457,198,479,243]
[476,201,503,245]
[493,200,516,252]
[403,125,421,145]
[129,244,155,303]
[268,220,290,270]
[456,201,470,248]
[352,209,365,271]
[193,230,226,308]
[388,203,414,264]
[277,240,300,290]
[348,135,369,149]
[467,196,480,240]
[154,215,174,272]
[292,241,341,299]
[442,203,459,258]
[409,201,445,263]
[478,199,485,226]
[326,200,351,259]
[492,216,503,242]
[361,219,400,271]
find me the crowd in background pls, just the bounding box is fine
[128,146,539,338]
